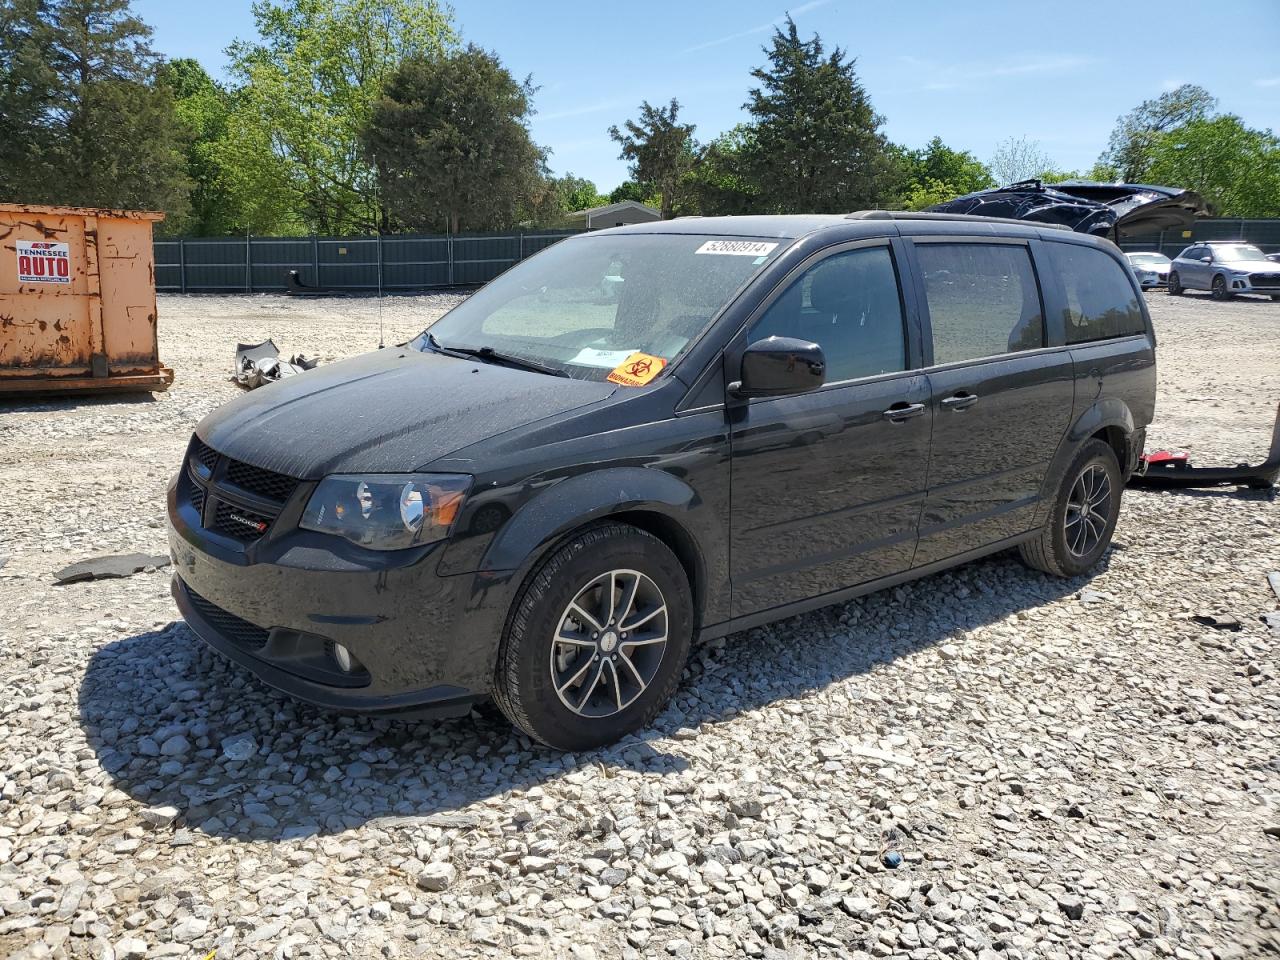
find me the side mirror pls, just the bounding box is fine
[731,336,826,399]
[1200,256,1212,263]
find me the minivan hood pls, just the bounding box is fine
[197,347,616,478]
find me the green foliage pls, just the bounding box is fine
[741,18,899,213]
[0,0,61,199]
[607,180,657,206]
[557,176,605,213]
[609,99,696,219]
[225,0,455,233]
[685,124,760,216]
[1147,115,1280,217]
[1100,84,1216,183]
[897,136,994,209]
[0,0,190,216]
[157,58,242,234]
[363,46,545,233]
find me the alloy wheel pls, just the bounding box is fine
[1064,464,1112,558]
[550,569,669,718]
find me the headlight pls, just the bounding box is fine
[300,474,471,550]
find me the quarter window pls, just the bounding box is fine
[916,243,1045,365]
[747,246,907,383]
[1046,243,1146,344]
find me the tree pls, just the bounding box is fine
[0,0,61,200]
[157,58,238,234]
[897,136,993,209]
[0,0,190,214]
[363,46,545,233]
[1100,84,1216,183]
[987,136,1056,186]
[551,174,605,214]
[1147,115,1280,217]
[225,0,455,234]
[609,99,696,219]
[741,18,899,213]
[608,180,657,206]
[686,124,760,215]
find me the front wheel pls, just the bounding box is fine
[1019,439,1122,578]
[1167,272,1183,295]
[1211,275,1231,300]
[492,523,693,750]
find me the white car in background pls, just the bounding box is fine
[1125,251,1172,289]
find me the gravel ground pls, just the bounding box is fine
[0,288,1277,960]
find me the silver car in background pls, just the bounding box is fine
[1168,242,1280,300]
[1125,251,1171,289]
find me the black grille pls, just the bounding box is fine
[189,484,206,516]
[224,459,299,504]
[190,437,219,477]
[212,500,273,542]
[1248,272,1280,287]
[184,585,269,649]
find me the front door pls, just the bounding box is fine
[908,239,1074,565]
[728,242,932,617]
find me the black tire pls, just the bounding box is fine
[1167,272,1183,296]
[1019,439,1122,578]
[492,523,693,751]
[1211,275,1231,300]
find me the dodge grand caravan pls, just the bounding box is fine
[169,212,1156,750]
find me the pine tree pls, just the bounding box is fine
[743,18,898,213]
[46,0,190,214]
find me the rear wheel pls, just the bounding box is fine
[1019,439,1122,578]
[1211,275,1231,300]
[1167,272,1183,295]
[492,523,693,750]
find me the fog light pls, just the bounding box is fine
[332,642,355,672]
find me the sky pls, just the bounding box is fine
[134,0,1280,192]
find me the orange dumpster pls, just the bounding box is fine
[0,203,173,396]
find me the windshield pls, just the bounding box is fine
[414,233,785,382]
[1128,253,1170,266]
[1212,244,1267,262]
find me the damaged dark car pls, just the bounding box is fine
[169,212,1155,750]
[928,179,1207,240]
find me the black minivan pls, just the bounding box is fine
[168,212,1156,750]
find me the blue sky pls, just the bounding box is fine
[136,0,1280,191]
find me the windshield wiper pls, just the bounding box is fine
[425,333,568,378]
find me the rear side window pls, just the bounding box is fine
[916,243,1045,365]
[748,246,906,382]
[1046,243,1146,344]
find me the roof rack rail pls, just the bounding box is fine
[845,210,1072,231]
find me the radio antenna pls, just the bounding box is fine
[376,231,386,349]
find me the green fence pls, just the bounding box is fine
[153,229,582,293]
[1119,218,1280,258]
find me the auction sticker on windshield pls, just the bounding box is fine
[570,347,638,369]
[17,240,71,284]
[607,352,667,387]
[694,240,778,257]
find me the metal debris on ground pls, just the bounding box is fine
[232,339,320,390]
[54,553,170,584]
[1129,401,1280,491]
[1192,614,1242,632]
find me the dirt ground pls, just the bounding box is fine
[0,287,1277,960]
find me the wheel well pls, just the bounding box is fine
[1092,426,1128,470]
[608,510,704,626]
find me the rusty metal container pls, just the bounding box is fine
[0,203,173,395]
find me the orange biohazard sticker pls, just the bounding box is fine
[607,352,667,387]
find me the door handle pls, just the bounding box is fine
[883,401,926,422]
[941,392,979,411]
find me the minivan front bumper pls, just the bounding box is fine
[167,474,514,717]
